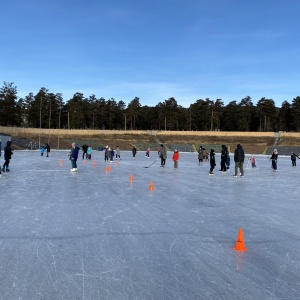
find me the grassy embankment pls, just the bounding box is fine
[1,127,300,154]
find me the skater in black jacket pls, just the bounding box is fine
[209,149,216,175]
[234,144,245,177]
[291,152,300,167]
[270,149,278,171]
[2,141,13,172]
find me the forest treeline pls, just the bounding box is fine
[1,82,300,132]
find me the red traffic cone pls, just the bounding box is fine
[149,181,154,191]
[233,228,248,251]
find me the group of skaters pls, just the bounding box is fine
[207,144,245,177]
[69,142,300,174]
[1,140,300,175]
[81,144,93,160]
[103,146,121,162]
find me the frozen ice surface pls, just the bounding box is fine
[0,150,300,299]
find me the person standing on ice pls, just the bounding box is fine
[104,146,109,162]
[70,142,80,172]
[270,149,278,172]
[291,152,300,167]
[233,144,245,177]
[115,146,121,160]
[82,144,88,159]
[2,141,13,172]
[87,145,92,160]
[159,144,167,167]
[145,148,150,158]
[220,145,228,172]
[198,146,204,165]
[132,145,137,159]
[209,149,216,175]
[45,143,50,157]
[109,148,115,162]
[172,149,179,169]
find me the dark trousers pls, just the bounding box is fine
[3,159,9,169]
[220,160,227,171]
[71,160,77,169]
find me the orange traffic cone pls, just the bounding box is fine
[149,181,154,191]
[83,159,86,165]
[93,160,97,168]
[105,166,109,173]
[59,159,62,166]
[233,228,248,251]
[116,161,119,165]
[130,173,134,182]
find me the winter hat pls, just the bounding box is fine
[160,144,163,147]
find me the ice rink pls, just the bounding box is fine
[0,149,299,299]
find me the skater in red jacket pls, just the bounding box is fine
[172,149,179,169]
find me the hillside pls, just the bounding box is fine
[1,127,300,154]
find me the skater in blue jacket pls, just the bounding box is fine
[70,142,80,172]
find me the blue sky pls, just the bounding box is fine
[1,0,299,107]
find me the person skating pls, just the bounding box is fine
[109,148,115,162]
[116,146,121,160]
[172,149,179,169]
[45,143,50,157]
[209,149,216,175]
[220,145,228,172]
[87,145,92,160]
[270,149,278,172]
[70,142,80,172]
[160,144,167,167]
[104,146,109,162]
[198,146,204,165]
[2,141,13,172]
[145,148,150,158]
[291,152,300,167]
[233,144,245,177]
[82,144,88,159]
[132,145,137,159]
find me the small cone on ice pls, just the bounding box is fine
[59,159,62,166]
[116,161,119,165]
[93,160,97,168]
[129,173,134,182]
[233,228,248,251]
[83,159,86,165]
[105,166,109,173]
[149,181,154,191]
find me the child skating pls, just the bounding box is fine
[172,149,179,169]
[145,148,150,158]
